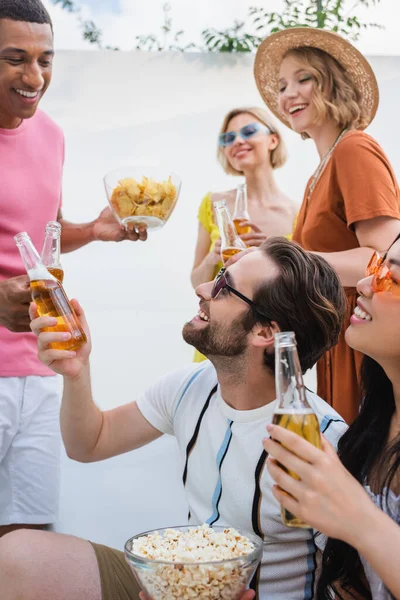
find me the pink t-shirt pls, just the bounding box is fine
[0,109,64,376]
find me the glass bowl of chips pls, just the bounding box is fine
[104,167,181,231]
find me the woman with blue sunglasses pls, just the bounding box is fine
[191,107,296,363]
[191,106,296,293]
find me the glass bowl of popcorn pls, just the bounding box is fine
[104,167,181,231]
[124,524,263,600]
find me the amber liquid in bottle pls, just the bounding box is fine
[47,267,64,283]
[30,277,86,351]
[41,221,64,283]
[221,247,243,263]
[233,183,251,239]
[273,331,322,529]
[15,231,86,353]
[233,218,251,236]
[272,410,321,528]
[213,200,247,264]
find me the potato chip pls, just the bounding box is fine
[111,189,135,218]
[118,178,141,200]
[111,175,177,222]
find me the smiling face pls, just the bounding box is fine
[278,53,319,136]
[222,112,278,175]
[0,18,54,128]
[345,239,400,363]
[182,250,279,359]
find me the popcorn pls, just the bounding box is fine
[127,524,258,600]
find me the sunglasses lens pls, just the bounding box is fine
[366,252,381,276]
[212,271,226,298]
[219,132,235,147]
[241,123,259,139]
[372,264,391,292]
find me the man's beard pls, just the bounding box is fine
[182,314,248,358]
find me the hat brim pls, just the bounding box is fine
[254,27,379,130]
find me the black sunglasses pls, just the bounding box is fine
[211,268,272,322]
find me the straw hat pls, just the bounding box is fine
[254,27,379,130]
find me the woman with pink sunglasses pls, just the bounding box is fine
[265,234,400,599]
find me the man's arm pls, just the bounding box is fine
[29,300,162,462]
[58,207,147,253]
[61,363,162,462]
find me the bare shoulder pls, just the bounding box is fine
[210,189,236,202]
[210,189,236,211]
[277,192,298,218]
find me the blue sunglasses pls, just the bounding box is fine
[218,122,273,148]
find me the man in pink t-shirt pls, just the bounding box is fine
[0,0,147,538]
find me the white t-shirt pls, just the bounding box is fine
[137,361,348,599]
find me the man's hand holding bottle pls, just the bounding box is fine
[29,299,91,379]
[0,275,31,332]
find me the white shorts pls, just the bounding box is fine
[0,375,62,525]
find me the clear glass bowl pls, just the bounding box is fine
[104,167,181,231]
[124,525,263,600]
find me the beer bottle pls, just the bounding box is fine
[213,200,246,264]
[14,232,87,352]
[272,331,321,528]
[233,183,251,236]
[41,221,64,283]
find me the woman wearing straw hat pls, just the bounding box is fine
[254,27,400,424]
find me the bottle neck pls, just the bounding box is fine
[41,231,61,268]
[275,341,311,411]
[214,202,246,250]
[233,184,250,220]
[14,232,56,281]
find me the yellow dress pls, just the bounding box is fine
[192,192,297,362]
[193,193,222,363]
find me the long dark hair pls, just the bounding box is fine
[317,354,400,599]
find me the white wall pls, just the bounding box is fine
[40,51,400,550]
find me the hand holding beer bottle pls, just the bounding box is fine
[271,331,322,528]
[213,200,246,264]
[29,297,91,379]
[15,231,87,359]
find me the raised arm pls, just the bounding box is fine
[29,301,162,463]
[314,216,400,287]
[190,222,221,288]
[313,136,400,286]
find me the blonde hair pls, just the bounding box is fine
[217,107,287,175]
[285,47,369,139]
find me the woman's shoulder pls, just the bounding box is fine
[198,190,234,230]
[335,129,383,155]
[209,189,236,203]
